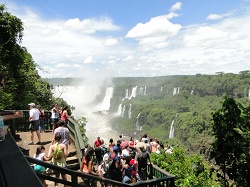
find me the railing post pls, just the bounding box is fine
[71,174,78,187]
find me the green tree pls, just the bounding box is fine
[0,4,53,110]
[210,96,250,186]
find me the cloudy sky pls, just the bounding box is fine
[1,0,250,78]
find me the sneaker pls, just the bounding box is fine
[28,141,34,145]
[36,141,41,145]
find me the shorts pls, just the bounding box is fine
[51,118,60,123]
[29,120,40,132]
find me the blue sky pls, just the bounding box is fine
[1,0,250,78]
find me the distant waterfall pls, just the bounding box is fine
[249,88,250,100]
[129,86,137,99]
[128,104,132,118]
[121,105,126,117]
[191,90,194,95]
[99,87,114,111]
[173,88,177,95]
[144,86,147,95]
[160,87,163,92]
[169,120,175,139]
[173,87,180,95]
[135,112,141,130]
[117,104,122,116]
[125,89,129,98]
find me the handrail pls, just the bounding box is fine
[67,117,85,164]
[26,156,175,187]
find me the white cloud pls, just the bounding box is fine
[83,56,94,64]
[207,14,223,20]
[170,2,182,12]
[2,1,250,78]
[104,38,119,46]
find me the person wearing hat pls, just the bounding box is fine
[135,142,151,181]
[109,145,123,185]
[28,103,41,145]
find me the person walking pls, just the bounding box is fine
[37,105,46,133]
[28,103,41,145]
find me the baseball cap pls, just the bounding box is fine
[28,103,36,107]
[113,145,119,151]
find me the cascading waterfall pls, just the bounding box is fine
[249,88,250,100]
[160,87,163,92]
[99,87,114,111]
[117,104,122,116]
[135,112,141,131]
[121,105,126,117]
[144,86,147,95]
[173,88,177,95]
[177,87,180,94]
[128,104,132,118]
[169,120,175,139]
[129,86,137,99]
[125,89,129,98]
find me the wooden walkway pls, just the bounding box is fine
[16,131,84,187]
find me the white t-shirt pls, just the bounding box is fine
[29,108,40,121]
[33,153,45,161]
[54,127,70,145]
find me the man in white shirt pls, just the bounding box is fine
[28,103,41,145]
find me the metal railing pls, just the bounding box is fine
[67,117,85,164]
[2,110,175,187]
[26,156,175,187]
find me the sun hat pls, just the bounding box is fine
[28,103,36,107]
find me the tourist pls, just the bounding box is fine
[52,120,71,150]
[80,146,102,186]
[47,133,68,187]
[37,105,46,133]
[94,136,102,148]
[51,103,60,133]
[28,103,41,145]
[109,145,123,185]
[129,137,135,150]
[33,145,49,187]
[60,106,69,124]
[135,142,151,181]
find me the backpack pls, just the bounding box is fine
[103,158,114,173]
[137,151,148,169]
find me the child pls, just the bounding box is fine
[33,145,49,187]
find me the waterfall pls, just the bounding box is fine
[125,89,129,98]
[144,86,147,95]
[173,88,177,95]
[121,105,126,117]
[177,87,180,94]
[128,104,132,118]
[129,86,137,99]
[249,88,250,100]
[117,104,122,116]
[135,112,140,130]
[160,87,163,92]
[191,90,194,95]
[169,120,175,139]
[99,87,114,111]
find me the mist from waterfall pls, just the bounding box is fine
[52,76,121,144]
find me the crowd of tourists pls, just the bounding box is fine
[27,102,174,187]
